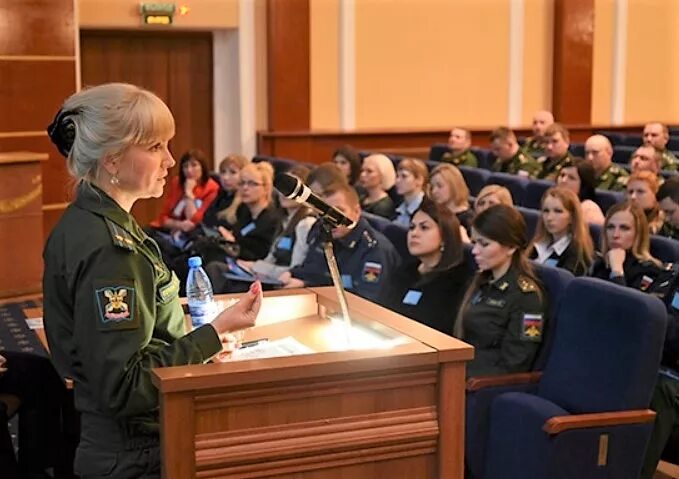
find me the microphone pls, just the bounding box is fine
[274,173,355,228]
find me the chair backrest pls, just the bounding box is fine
[596,130,625,146]
[612,145,636,164]
[383,223,412,261]
[531,265,575,370]
[622,135,643,147]
[362,212,392,233]
[594,189,624,214]
[669,136,679,151]
[538,277,667,413]
[429,143,451,162]
[516,206,540,238]
[569,143,585,157]
[458,166,491,196]
[471,148,493,170]
[488,172,529,205]
[524,179,554,210]
[650,234,679,263]
[589,223,602,250]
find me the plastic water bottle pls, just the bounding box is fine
[186,256,217,328]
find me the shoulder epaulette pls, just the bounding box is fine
[104,218,136,252]
[362,230,378,248]
[518,275,538,293]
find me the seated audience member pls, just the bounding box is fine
[441,127,478,167]
[307,162,348,195]
[456,204,548,377]
[643,122,679,171]
[584,134,629,191]
[211,161,281,261]
[589,201,678,300]
[630,145,663,177]
[489,127,540,177]
[473,184,514,215]
[379,199,473,335]
[528,187,594,276]
[393,158,428,227]
[207,165,315,293]
[556,157,605,225]
[359,154,396,219]
[657,177,679,239]
[280,182,401,302]
[202,153,249,229]
[536,123,574,180]
[0,351,67,478]
[626,171,664,234]
[429,163,474,233]
[523,110,554,157]
[331,145,362,186]
[149,148,220,234]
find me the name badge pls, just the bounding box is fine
[277,236,292,250]
[544,258,559,268]
[402,290,422,305]
[672,292,679,311]
[341,275,353,289]
[194,199,203,209]
[240,222,256,236]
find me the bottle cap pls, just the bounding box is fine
[188,256,203,268]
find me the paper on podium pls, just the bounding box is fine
[228,337,314,361]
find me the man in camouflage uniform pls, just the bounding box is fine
[585,134,628,191]
[630,145,663,180]
[643,122,678,171]
[489,127,541,178]
[441,127,478,167]
[536,123,573,180]
[522,110,554,157]
[657,178,679,240]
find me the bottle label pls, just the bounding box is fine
[189,300,218,328]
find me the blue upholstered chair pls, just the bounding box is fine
[594,189,624,214]
[471,148,493,170]
[668,137,679,151]
[362,212,392,233]
[589,223,602,250]
[524,179,555,210]
[383,222,412,261]
[482,278,667,479]
[487,172,529,205]
[516,206,540,238]
[458,166,491,197]
[429,143,451,162]
[622,135,643,147]
[596,131,626,146]
[569,143,585,157]
[465,265,575,479]
[650,235,679,264]
[613,145,636,165]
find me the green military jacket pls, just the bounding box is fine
[461,267,547,378]
[491,150,541,178]
[659,221,679,240]
[536,152,573,181]
[43,182,221,433]
[522,136,544,158]
[596,163,629,191]
[661,149,679,171]
[441,148,478,167]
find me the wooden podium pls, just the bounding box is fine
[152,287,473,479]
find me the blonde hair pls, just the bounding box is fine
[397,158,429,187]
[474,184,513,211]
[429,163,470,208]
[364,154,396,190]
[218,154,249,173]
[216,154,250,223]
[221,161,274,224]
[531,187,594,272]
[602,201,660,266]
[59,83,174,182]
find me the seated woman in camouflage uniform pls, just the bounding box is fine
[44,83,262,479]
[456,204,548,378]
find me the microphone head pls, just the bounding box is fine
[274,172,301,197]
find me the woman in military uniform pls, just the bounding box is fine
[590,201,677,300]
[379,198,473,335]
[456,204,548,378]
[44,83,262,478]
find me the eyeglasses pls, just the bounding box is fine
[238,180,263,188]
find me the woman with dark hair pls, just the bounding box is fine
[332,145,362,185]
[456,204,548,377]
[149,148,220,233]
[556,157,605,225]
[379,198,473,335]
[528,187,594,276]
[589,201,677,298]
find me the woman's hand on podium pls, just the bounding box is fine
[211,281,262,338]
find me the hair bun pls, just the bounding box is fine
[47,109,77,158]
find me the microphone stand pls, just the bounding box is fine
[319,221,353,347]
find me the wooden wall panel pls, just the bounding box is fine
[0,0,75,56]
[552,0,594,124]
[80,30,214,226]
[267,0,310,131]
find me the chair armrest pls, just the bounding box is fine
[466,372,543,392]
[543,409,656,435]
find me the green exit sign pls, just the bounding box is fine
[140,3,176,25]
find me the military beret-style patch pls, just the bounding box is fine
[94,280,139,331]
[521,313,543,342]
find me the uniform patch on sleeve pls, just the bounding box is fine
[640,275,654,291]
[362,262,382,283]
[521,313,543,342]
[94,281,139,331]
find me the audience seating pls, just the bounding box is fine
[613,146,636,165]
[383,223,411,261]
[429,143,451,163]
[482,277,667,479]
[362,212,391,233]
[622,135,643,147]
[458,166,491,197]
[669,137,679,151]
[487,172,529,205]
[517,206,540,238]
[471,148,494,170]
[594,189,624,214]
[650,235,679,264]
[569,143,585,157]
[597,131,626,146]
[524,179,554,210]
